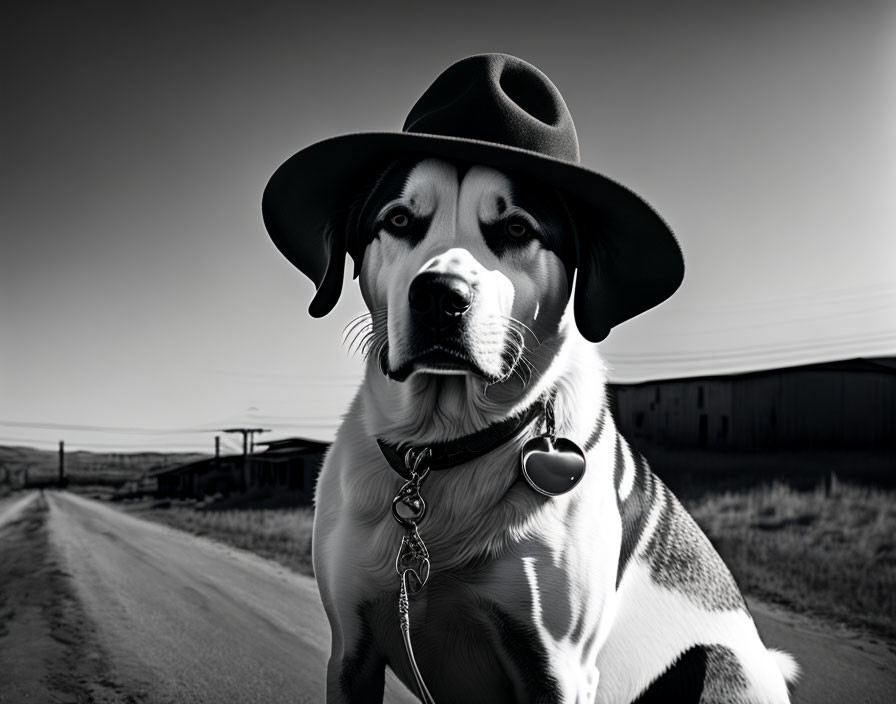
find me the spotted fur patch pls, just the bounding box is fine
[631,644,749,704]
[615,447,657,588]
[641,481,746,611]
[701,645,751,704]
[631,644,708,703]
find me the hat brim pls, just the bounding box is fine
[262,131,684,339]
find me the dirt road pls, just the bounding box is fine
[750,599,896,704]
[41,491,416,703]
[2,491,894,703]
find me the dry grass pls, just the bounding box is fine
[685,480,896,642]
[132,502,316,577]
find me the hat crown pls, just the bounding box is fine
[402,54,580,164]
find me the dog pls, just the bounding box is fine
[263,55,798,703]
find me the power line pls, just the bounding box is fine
[656,304,896,338]
[200,370,362,385]
[672,280,896,313]
[0,420,223,435]
[0,417,342,434]
[0,436,214,452]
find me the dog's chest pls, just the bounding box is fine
[330,466,608,701]
[316,398,619,702]
[365,545,587,703]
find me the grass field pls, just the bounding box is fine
[130,500,316,577]
[127,480,896,644]
[685,480,896,643]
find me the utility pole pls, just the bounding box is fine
[222,428,269,490]
[58,440,65,488]
[215,435,220,459]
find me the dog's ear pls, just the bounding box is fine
[306,220,349,318]
[263,209,350,319]
[262,166,363,319]
[263,156,415,318]
[568,197,684,343]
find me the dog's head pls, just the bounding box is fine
[266,150,682,414]
[346,158,575,388]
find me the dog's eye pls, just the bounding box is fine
[377,205,430,246]
[505,217,531,240]
[388,209,412,228]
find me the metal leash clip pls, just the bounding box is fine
[391,447,432,593]
[395,525,430,593]
[390,446,436,703]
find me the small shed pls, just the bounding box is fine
[248,437,329,497]
[152,456,241,498]
[152,437,328,501]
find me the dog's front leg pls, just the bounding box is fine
[317,556,388,703]
[317,563,388,704]
[315,486,388,701]
[325,628,386,704]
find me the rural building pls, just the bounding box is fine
[152,455,240,498]
[153,437,328,501]
[612,357,896,451]
[249,437,329,496]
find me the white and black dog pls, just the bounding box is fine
[263,55,798,703]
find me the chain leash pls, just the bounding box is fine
[391,447,436,704]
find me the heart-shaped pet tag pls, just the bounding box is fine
[520,436,586,496]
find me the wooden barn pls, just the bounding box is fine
[153,437,328,501]
[153,455,241,498]
[612,357,896,451]
[248,437,329,496]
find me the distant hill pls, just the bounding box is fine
[0,445,209,487]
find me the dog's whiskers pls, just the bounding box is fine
[360,326,385,357]
[342,312,373,339]
[507,316,541,346]
[345,323,372,357]
[485,321,535,390]
[350,327,375,357]
[342,309,388,360]
[364,310,390,370]
[373,337,390,376]
[342,311,372,332]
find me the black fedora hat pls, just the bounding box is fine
[262,53,684,342]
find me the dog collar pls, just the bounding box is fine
[376,401,544,480]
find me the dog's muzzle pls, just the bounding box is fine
[408,272,473,333]
[387,269,492,382]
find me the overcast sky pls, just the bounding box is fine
[2,0,894,452]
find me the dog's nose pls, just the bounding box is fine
[408,272,473,329]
